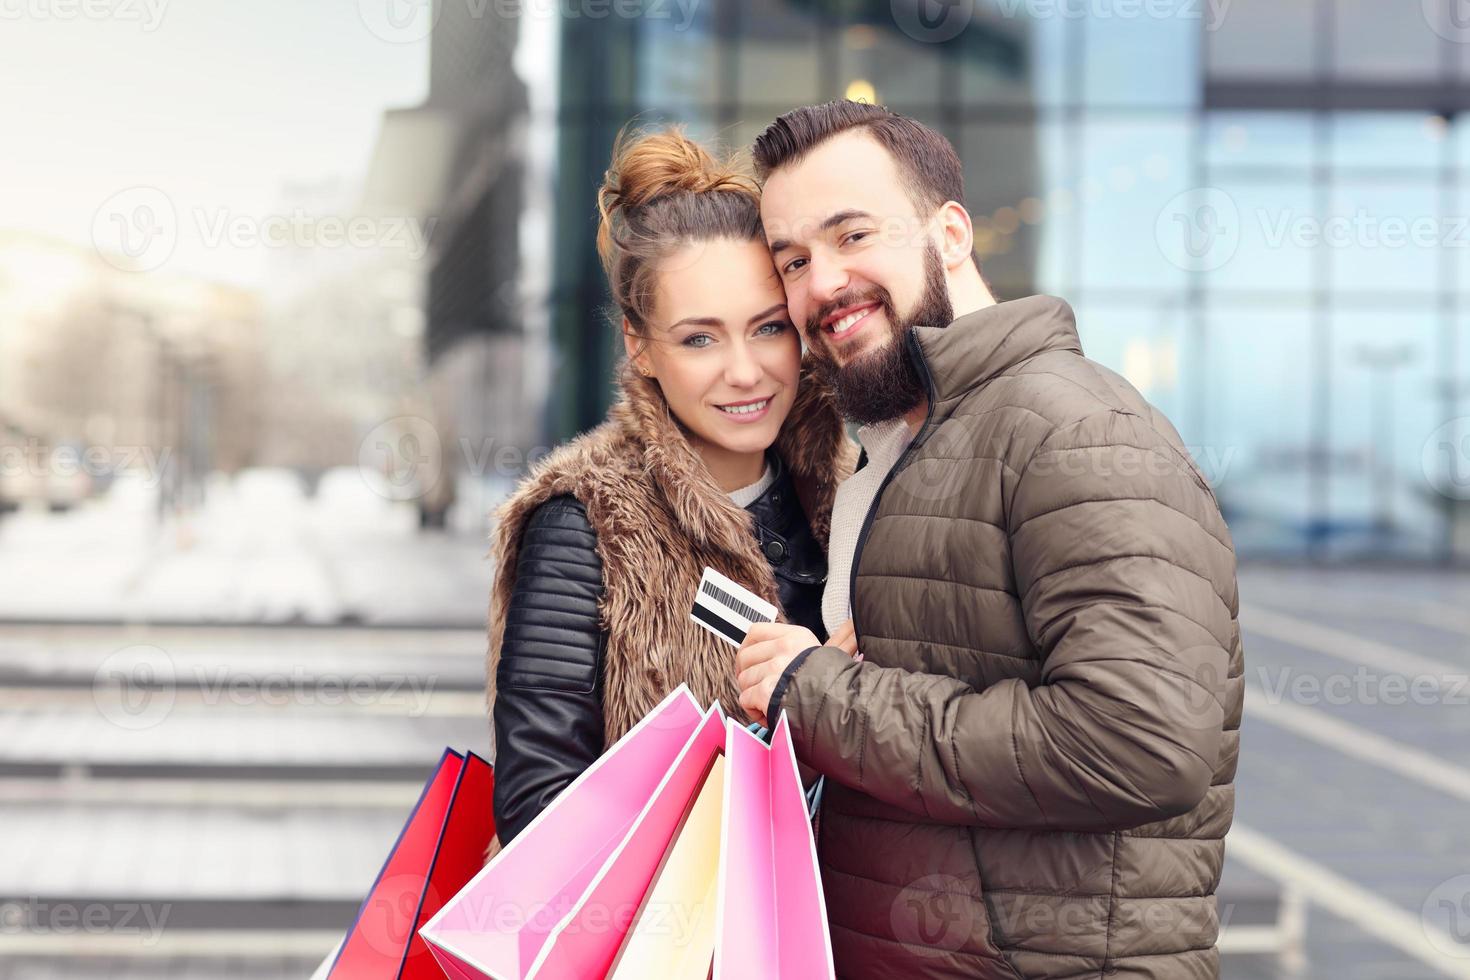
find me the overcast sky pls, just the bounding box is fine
[0,0,430,288]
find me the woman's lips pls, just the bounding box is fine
[714,396,773,423]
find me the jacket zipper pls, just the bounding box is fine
[847,329,938,643]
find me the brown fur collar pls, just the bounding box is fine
[486,355,857,754]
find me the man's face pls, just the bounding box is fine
[761,129,953,423]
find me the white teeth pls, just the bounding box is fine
[718,399,769,416]
[830,308,870,335]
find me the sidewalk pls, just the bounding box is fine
[0,473,493,627]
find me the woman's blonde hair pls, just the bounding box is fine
[596,126,762,335]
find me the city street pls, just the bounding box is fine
[1,564,1467,978]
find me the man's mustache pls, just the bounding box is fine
[806,288,894,342]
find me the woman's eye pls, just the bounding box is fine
[682,333,713,349]
[756,321,790,337]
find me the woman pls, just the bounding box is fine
[485,128,857,851]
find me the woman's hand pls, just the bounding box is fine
[827,618,861,661]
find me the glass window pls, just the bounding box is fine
[835,22,943,110]
[1328,180,1440,297]
[1326,311,1441,559]
[1205,0,1317,79]
[1200,306,1315,558]
[1205,112,1315,173]
[736,0,822,105]
[1332,0,1444,81]
[1331,113,1447,173]
[636,4,723,110]
[1078,119,1191,293]
[1203,177,1317,293]
[1082,4,1201,108]
[960,3,1068,107]
[964,120,1066,297]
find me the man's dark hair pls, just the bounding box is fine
[751,100,966,215]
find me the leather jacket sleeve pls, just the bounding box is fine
[491,494,606,846]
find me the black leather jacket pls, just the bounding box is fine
[492,453,826,845]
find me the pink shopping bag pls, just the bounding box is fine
[419,684,833,979]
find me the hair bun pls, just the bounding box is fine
[598,126,756,227]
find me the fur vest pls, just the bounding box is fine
[485,358,858,751]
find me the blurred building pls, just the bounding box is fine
[363,0,533,526]
[0,230,264,512]
[371,0,1470,563]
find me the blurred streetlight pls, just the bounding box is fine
[1354,343,1415,543]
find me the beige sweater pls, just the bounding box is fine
[820,417,916,635]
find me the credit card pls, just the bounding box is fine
[690,566,777,647]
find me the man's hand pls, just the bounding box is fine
[735,621,819,727]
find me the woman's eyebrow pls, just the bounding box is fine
[668,303,786,331]
[667,315,722,330]
[746,302,787,325]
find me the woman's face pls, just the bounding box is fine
[627,236,801,459]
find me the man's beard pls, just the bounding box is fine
[809,241,954,426]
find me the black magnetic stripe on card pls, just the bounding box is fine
[692,602,746,645]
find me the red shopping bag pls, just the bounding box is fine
[326,748,495,979]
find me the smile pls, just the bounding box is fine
[716,397,772,419]
[823,303,880,341]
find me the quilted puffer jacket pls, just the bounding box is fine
[769,295,1244,980]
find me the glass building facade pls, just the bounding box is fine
[524,0,1468,562]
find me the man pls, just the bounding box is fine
[735,100,1242,980]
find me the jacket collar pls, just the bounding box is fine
[912,294,1082,423]
[606,354,852,555]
